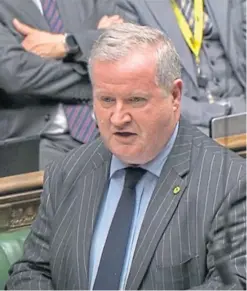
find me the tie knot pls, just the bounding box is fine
[124,167,146,190]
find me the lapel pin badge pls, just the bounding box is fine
[173,186,180,195]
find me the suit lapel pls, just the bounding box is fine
[71,143,111,290]
[126,119,193,290]
[145,0,197,85]
[11,0,50,30]
[206,0,229,52]
[206,0,238,75]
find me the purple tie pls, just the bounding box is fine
[40,0,98,143]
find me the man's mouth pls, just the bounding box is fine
[114,132,136,137]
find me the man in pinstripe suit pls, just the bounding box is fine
[6,23,246,290]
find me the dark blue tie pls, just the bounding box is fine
[93,167,146,290]
[40,0,98,143]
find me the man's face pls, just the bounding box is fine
[92,48,182,165]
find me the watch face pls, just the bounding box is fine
[66,34,79,54]
[67,35,76,47]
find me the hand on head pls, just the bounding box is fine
[97,15,124,29]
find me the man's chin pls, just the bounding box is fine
[104,139,147,163]
[112,150,141,164]
[113,149,152,165]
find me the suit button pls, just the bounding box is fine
[44,114,50,122]
[192,95,199,101]
[210,60,215,66]
[214,77,220,84]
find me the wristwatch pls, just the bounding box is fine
[64,33,79,56]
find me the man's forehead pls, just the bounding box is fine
[92,48,156,68]
[92,58,156,84]
[93,87,152,96]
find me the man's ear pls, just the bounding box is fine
[171,79,182,111]
[92,111,99,128]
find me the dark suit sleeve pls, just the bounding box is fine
[116,0,140,23]
[72,29,101,62]
[71,0,127,62]
[0,22,92,102]
[191,176,246,290]
[5,163,57,290]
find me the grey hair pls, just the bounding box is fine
[88,23,181,92]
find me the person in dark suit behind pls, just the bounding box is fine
[0,0,123,169]
[116,0,246,135]
[6,23,246,290]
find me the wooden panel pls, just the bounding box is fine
[214,133,246,151]
[0,171,44,195]
[0,171,44,231]
[0,190,41,231]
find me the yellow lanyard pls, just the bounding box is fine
[171,0,204,64]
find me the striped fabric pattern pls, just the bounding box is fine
[40,0,98,143]
[178,0,213,34]
[6,118,246,290]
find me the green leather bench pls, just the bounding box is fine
[0,171,42,290]
[0,228,29,290]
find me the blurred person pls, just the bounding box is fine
[6,23,246,290]
[117,0,246,134]
[0,0,123,169]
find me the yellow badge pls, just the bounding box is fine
[173,186,181,195]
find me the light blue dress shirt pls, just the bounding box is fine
[89,124,178,289]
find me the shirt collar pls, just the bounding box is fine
[110,123,179,178]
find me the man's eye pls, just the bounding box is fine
[130,97,146,103]
[101,97,115,103]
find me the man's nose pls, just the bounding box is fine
[110,105,131,127]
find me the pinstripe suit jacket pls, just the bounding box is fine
[6,118,246,290]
